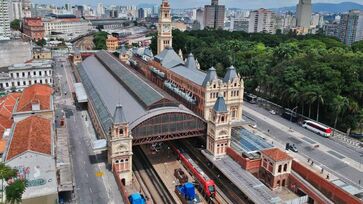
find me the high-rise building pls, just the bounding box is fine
[296,0,312,29]
[22,0,31,17]
[204,0,225,29]
[157,0,172,54]
[97,3,104,17]
[337,10,363,45]
[0,0,11,39]
[152,5,159,15]
[311,13,320,28]
[196,8,204,29]
[65,3,71,11]
[10,0,23,20]
[138,8,146,19]
[248,9,276,34]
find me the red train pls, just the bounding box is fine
[172,145,216,198]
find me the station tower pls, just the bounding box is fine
[157,0,173,54]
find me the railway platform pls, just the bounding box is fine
[201,150,281,204]
[141,144,207,204]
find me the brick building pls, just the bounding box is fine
[259,148,293,189]
[23,17,45,41]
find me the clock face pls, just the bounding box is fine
[163,24,171,33]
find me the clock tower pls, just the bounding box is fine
[157,0,172,54]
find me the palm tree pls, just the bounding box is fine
[0,163,17,203]
[331,96,349,133]
[5,179,26,204]
[303,89,324,121]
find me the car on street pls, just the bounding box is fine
[285,143,298,152]
[269,110,276,115]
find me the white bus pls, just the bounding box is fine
[302,120,332,137]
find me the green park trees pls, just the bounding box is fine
[0,163,26,204]
[151,29,363,132]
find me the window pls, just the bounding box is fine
[38,71,41,76]
[283,163,288,172]
[282,179,286,186]
[278,165,282,173]
[22,72,25,77]
[119,129,124,135]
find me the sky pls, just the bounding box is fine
[32,0,363,9]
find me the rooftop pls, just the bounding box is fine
[16,84,53,112]
[154,47,208,86]
[79,51,200,137]
[6,116,52,161]
[261,148,292,162]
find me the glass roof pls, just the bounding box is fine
[96,51,164,108]
[79,64,113,137]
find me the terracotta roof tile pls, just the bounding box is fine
[261,148,292,162]
[6,116,51,161]
[16,84,53,112]
[0,93,21,141]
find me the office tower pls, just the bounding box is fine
[97,3,105,17]
[22,0,31,17]
[196,8,204,29]
[337,10,363,45]
[311,13,320,28]
[138,8,146,19]
[204,0,225,29]
[296,0,312,28]
[10,0,23,20]
[153,5,159,15]
[248,9,276,34]
[0,0,11,39]
[65,3,71,11]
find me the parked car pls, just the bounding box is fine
[269,110,276,115]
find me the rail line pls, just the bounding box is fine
[133,146,175,204]
[175,139,252,204]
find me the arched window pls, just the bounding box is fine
[119,129,124,135]
[278,165,282,173]
[221,116,225,122]
[283,163,288,172]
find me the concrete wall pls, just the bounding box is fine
[22,193,58,204]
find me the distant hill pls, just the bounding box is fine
[273,2,363,13]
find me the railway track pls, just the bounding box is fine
[175,140,251,204]
[133,146,175,204]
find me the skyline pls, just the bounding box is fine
[32,0,363,9]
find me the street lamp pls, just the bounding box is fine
[290,106,298,122]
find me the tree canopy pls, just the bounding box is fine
[10,20,21,31]
[150,29,363,132]
[93,31,108,50]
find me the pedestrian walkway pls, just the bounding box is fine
[202,150,281,204]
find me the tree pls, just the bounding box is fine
[0,163,17,203]
[35,38,46,47]
[303,88,324,122]
[331,96,349,133]
[10,19,21,31]
[5,179,26,204]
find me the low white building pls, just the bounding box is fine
[43,17,92,39]
[0,60,54,92]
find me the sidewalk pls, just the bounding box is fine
[244,106,363,173]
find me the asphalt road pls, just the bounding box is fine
[243,102,363,187]
[53,53,123,204]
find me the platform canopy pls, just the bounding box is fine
[74,83,88,103]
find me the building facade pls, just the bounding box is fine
[337,10,363,45]
[108,106,133,186]
[23,17,45,41]
[296,0,312,29]
[248,9,276,34]
[259,148,293,189]
[43,17,92,38]
[157,0,172,54]
[204,0,225,29]
[0,60,53,92]
[0,0,11,39]
[10,0,22,20]
[106,35,119,52]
